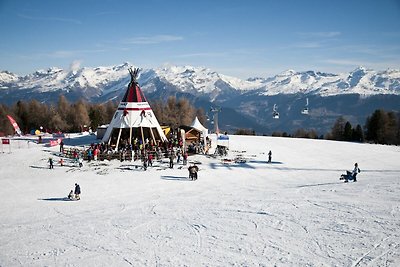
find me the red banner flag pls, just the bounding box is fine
[49,138,62,147]
[2,139,10,145]
[6,115,22,136]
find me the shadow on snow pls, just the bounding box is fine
[38,197,76,202]
[161,175,191,181]
[209,161,284,170]
[62,134,97,147]
[295,182,344,188]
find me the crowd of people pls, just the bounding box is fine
[57,136,210,173]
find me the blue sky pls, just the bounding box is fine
[1,0,399,79]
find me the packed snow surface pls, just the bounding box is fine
[0,134,399,266]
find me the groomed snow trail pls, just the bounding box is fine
[0,135,399,266]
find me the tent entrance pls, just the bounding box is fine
[108,127,162,149]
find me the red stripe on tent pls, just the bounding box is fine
[118,107,152,111]
[127,85,134,102]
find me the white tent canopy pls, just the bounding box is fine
[190,116,208,133]
[189,116,208,152]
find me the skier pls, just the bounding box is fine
[268,150,272,163]
[48,157,54,169]
[74,183,81,200]
[340,163,360,182]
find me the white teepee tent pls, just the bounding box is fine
[101,68,167,149]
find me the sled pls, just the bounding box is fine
[339,172,358,182]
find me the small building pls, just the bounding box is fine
[96,124,109,140]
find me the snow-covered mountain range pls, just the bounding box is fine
[1,63,399,103]
[1,63,399,134]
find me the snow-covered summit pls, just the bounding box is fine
[0,64,399,101]
[255,67,400,96]
[154,65,261,96]
[0,71,19,85]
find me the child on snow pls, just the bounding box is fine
[48,158,54,169]
[78,157,83,168]
[68,190,74,200]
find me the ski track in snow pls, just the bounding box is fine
[0,134,399,266]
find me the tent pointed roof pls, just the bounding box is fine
[190,116,208,132]
[121,68,147,103]
[101,67,167,145]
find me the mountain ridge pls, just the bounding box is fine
[1,63,400,103]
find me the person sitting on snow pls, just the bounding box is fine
[68,190,74,200]
[340,163,360,182]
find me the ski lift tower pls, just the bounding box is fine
[210,107,221,134]
[301,98,309,115]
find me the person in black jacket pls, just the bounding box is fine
[48,158,54,169]
[59,140,64,153]
[74,183,81,200]
[188,164,199,180]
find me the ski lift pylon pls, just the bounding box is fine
[273,104,279,119]
[301,98,309,115]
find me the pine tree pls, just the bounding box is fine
[352,124,364,142]
[330,116,346,140]
[343,121,353,141]
[88,104,107,130]
[13,100,29,133]
[365,109,400,145]
[27,100,48,131]
[386,111,398,145]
